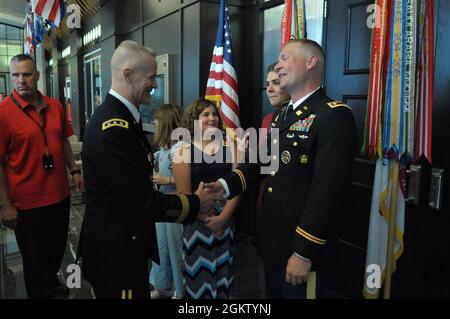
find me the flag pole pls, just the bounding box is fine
[383,159,399,299]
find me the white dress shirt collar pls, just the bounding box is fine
[109,89,141,123]
[289,87,322,110]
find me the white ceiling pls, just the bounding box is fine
[0,0,28,26]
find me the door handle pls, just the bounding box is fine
[429,168,444,211]
[406,164,421,205]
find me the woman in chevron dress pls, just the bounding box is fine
[173,98,241,299]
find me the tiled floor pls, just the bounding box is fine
[0,201,265,299]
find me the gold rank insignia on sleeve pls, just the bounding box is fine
[175,194,189,223]
[232,169,247,192]
[296,227,327,245]
[102,118,129,131]
[327,101,351,110]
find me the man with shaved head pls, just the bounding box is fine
[206,39,357,298]
[78,40,217,299]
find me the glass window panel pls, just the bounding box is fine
[305,0,324,46]
[0,43,7,55]
[8,45,22,57]
[0,56,9,72]
[7,39,22,57]
[262,4,284,87]
[6,26,21,40]
[0,24,6,39]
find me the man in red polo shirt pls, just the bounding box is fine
[0,54,83,298]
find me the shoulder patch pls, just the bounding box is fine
[327,101,351,110]
[102,118,129,131]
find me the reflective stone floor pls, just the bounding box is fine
[0,202,265,299]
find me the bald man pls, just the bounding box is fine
[206,39,357,298]
[78,40,216,299]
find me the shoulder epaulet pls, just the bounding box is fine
[327,101,351,110]
[102,118,129,131]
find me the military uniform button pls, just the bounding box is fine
[293,142,298,147]
[271,171,275,176]
[268,187,273,193]
[273,139,278,145]
[272,155,277,161]
[299,155,309,164]
[132,236,137,240]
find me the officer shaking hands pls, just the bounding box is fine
[78,40,217,299]
[206,39,357,299]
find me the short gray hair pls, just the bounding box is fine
[10,54,37,70]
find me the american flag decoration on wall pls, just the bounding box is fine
[31,0,65,28]
[23,10,35,56]
[205,0,240,129]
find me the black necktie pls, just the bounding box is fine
[137,119,143,131]
[283,104,293,122]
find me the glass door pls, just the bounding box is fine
[84,50,102,122]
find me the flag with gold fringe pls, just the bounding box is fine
[363,0,434,299]
[280,0,307,48]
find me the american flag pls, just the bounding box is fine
[205,0,240,129]
[31,0,65,28]
[23,11,35,56]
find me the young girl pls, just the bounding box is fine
[149,104,185,299]
[173,98,241,299]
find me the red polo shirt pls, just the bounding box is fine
[0,90,74,210]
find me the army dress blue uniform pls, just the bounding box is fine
[78,93,200,299]
[221,88,357,298]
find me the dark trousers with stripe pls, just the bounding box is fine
[14,197,70,299]
[87,241,151,299]
[263,259,329,299]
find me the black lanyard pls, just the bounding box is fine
[10,94,49,153]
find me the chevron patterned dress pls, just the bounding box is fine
[183,144,234,299]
